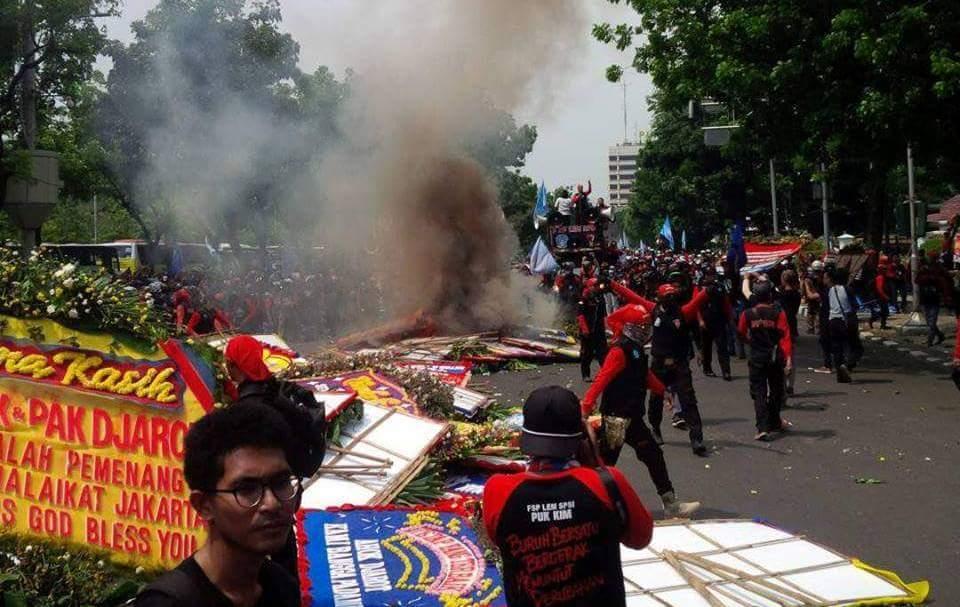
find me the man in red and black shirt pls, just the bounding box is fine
[737,281,793,441]
[581,305,701,519]
[483,386,653,607]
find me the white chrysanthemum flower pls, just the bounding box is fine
[46,304,56,315]
[68,309,79,319]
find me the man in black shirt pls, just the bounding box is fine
[135,403,301,607]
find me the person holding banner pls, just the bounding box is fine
[136,403,301,607]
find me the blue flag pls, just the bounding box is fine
[533,181,549,229]
[660,217,675,250]
[681,229,687,251]
[617,229,632,251]
[528,236,558,274]
[639,240,647,253]
[726,220,747,271]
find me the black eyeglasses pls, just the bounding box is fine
[209,475,302,509]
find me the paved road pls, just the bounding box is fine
[484,331,959,602]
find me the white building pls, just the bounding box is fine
[608,143,640,207]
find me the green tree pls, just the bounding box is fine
[95,0,306,250]
[0,0,118,202]
[624,100,764,248]
[496,169,539,251]
[462,106,540,251]
[595,0,960,245]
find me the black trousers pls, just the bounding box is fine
[701,323,731,375]
[748,357,785,432]
[599,412,673,496]
[819,315,833,369]
[828,318,850,367]
[648,357,703,443]
[580,335,608,379]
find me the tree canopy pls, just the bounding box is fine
[1,0,118,201]
[596,0,960,245]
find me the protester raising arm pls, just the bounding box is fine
[679,287,710,324]
[610,280,656,310]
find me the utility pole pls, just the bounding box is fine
[907,143,919,311]
[622,78,628,143]
[20,0,38,254]
[820,162,830,252]
[769,159,778,236]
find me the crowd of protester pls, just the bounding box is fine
[127,217,960,606]
[121,250,386,342]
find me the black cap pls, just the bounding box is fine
[520,386,583,458]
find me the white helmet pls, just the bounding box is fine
[811,260,824,271]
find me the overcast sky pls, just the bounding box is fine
[100,0,654,197]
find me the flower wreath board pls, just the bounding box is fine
[0,314,217,568]
[297,506,506,607]
[301,402,448,509]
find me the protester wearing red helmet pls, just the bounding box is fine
[647,279,710,455]
[581,304,701,518]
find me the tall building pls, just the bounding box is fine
[608,143,640,207]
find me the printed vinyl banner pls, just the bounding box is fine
[298,508,506,607]
[297,370,421,416]
[0,315,215,567]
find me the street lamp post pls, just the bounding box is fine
[907,143,919,311]
[820,163,830,252]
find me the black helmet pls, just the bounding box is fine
[752,280,773,301]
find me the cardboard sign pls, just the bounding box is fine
[297,508,506,607]
[0,315,214,567]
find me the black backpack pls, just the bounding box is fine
[278,381,327,476]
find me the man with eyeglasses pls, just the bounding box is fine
[135,403,301,607]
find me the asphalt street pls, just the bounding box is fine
[484,328,960,602]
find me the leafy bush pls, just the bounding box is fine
[0,534,156,607]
